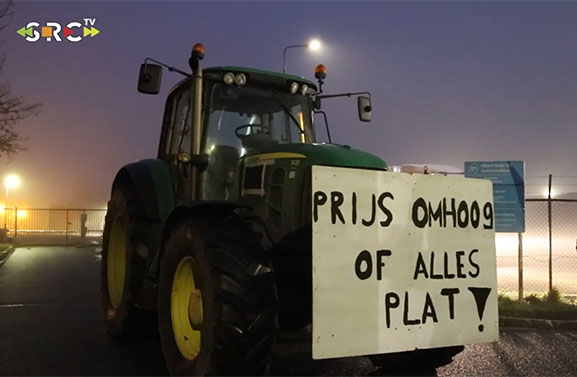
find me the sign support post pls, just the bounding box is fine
[548,174,552,294]
[518,232,523,301]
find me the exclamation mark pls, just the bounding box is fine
[468,287,491,332]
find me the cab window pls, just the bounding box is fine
[162,90,191,156]
[204,83,313,157]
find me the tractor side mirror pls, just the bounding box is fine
[358,96,372,122]
[138,63,162,94]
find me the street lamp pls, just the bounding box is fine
[4,175,20,229]
[283,38,322,73]
[544,187,556,198]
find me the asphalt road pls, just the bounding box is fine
[1,246,576,376]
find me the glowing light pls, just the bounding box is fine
[289,82,299,94]
[17,210,26,218]
[314,64,327,80]
[223,72,234,85]
[308,39,321,51]
[4,175,20,189]
[234,73,247,86]
[298,112,305,143]
[543,188,556,198]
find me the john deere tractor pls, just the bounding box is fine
[101,44,464,375]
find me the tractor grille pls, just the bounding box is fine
[299,167,312,227]
[267,168,285,231]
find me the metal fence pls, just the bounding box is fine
[496,199,577,302]
[1,201,575,298]
[2,208,106,246]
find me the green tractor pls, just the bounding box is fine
[101,44,464,375]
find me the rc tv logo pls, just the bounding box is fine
[17,18,100,42]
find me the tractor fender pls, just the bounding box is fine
[156,201,245,262]
[161,201,244,240]
[110,159,176,224]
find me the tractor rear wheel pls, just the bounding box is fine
[158,217,277,375]
[368,345,464,373]
[100,185,146,339]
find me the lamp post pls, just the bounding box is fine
[283,39,322,73]
[4,175,20,229]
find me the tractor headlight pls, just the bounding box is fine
[289,82,299,94]
[223,72,235,85]
[234,73,247,86]
[300,84,309,95]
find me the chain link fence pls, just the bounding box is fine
[496,200,577,302]
[0,200,574,298]
[1,208,106,246]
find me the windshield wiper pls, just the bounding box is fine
[269,90,304,135]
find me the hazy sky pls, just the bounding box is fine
[1,1,577,207]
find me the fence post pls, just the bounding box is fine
[14,206,18,244]
[80,210,87,244]
[518,232,523,301]
[548,174,553,294]
[65,209,69,247]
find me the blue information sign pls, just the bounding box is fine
[465,161,525,233]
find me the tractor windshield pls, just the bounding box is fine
[204,83,314,157]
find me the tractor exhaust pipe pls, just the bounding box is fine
[189,43,205,199]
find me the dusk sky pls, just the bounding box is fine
[1,1,577,208]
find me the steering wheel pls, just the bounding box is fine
[234,124,270,139]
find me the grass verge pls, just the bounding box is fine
[499,289,577,321]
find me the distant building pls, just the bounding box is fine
[390,164,464,176]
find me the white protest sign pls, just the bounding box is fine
[312,166,498,360]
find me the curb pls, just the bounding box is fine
[500,316,577,330]
[0,244,15,267]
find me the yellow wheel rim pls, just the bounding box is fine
[107,215,127,308]
[171,256,203,360]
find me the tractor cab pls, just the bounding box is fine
[204,69,317,201]
[156,66,317,202]
[204,67,316,153]
[137,44,379,212]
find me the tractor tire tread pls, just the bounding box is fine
[159,216,277,376]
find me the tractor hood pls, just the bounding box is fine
[244,143,387,170]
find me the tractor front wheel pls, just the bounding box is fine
[100,185,146,339]
[158,217,277,375]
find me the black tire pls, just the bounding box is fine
[158,216,277,376]
[368,345,464,373]
[101,185,146,339]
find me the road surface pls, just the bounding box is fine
[1,246,576,376]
